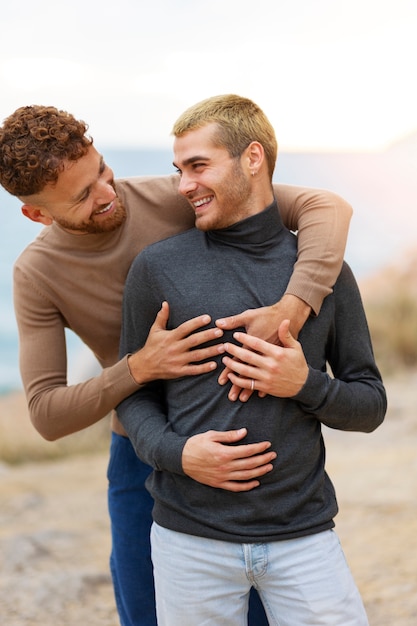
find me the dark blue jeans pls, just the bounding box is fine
[107,433,268,626]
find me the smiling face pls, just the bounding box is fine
[173,123,257,231]
[22,145,126,234]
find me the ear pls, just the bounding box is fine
[244,141,264,176]
[21,204,53,226]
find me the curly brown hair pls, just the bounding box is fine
[0,105,93,197]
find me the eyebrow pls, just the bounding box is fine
[70,155,105,204]
[172,155,209,170]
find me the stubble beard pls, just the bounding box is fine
[196,160,252,231]
[55,198,127,234]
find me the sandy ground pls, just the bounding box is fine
[0,373,416,626]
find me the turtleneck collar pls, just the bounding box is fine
[206,199,284,250]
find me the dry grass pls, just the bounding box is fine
[361,247,417,376]
[366,291,417,374]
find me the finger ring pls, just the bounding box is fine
[251,379,255,391]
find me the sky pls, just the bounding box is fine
[1,0,416,152]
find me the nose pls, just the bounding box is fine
[96,178,116,205]
[178,172,198,197]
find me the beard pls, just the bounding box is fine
[55,196,127,234]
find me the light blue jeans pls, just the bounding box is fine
[151,523,369,626]
[107,433,268,625]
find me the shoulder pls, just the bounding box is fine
[131,228,202,268]
[335,261,358,288]
[14,227,54,270]
[146,227,201,255]
[332,261,364,309]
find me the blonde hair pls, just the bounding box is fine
[172,94,277,180]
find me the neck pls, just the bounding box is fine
[246,180,274,217]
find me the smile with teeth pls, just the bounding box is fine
[95,201,114,215]
[193,196,213,209]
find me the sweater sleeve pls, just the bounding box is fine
[273,184,353,315]
[117,252,187,474]
[293,263,387,432]
[13,265,139,440]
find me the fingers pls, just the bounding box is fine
[172,314,225,355]
[230,331,274,355]
[217,364,231,386]
[175,313,213,338]
[216,311,249,331]
[221,347,259,380]
[216,456,276,492]
[225,371,255,395]
[277,318,297,348]
[218,339,262,398]
[210,430,274,458]
[149,303,214,342]
[150,301,170,330]
[186,326,224,350]
[223,381,254,402]
[218,359,251,392]
[167,327,225,376]
[220,336,272,395]
[220,480,262,493]
[206,445,276,491]
[233,386,254,403]
[182,429,277,492]
[151,304,218,342]
[221,332,277,377]
[210,427,248,444]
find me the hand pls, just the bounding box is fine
[182,428,276,492]
[221,320,309,398]
[128,301,225,384]
[217,294,310,343]
[216,294,311,400]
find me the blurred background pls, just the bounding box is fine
[0,3,416,625]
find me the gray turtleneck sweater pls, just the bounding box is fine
[118,201,386,543]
